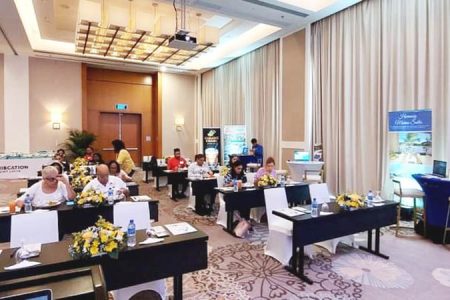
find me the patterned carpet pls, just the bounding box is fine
[1,173,450,299]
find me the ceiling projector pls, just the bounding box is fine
[168,31,197,51]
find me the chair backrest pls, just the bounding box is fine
[216,175,225,188]
[309,183,331,204]
[113,202,150,231]
[263,187,288,229]
[11,211,59,247]
[246,172,256,184]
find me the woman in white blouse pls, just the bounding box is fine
[16,166,75,207]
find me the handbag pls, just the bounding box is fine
[233,212,251,238]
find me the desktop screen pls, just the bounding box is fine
[293,151,310,161]
[432,160,447,177]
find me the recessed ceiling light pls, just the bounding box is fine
[160,66,167,72]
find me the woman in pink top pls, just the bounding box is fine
[254,157,276,185]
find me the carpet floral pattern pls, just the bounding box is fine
[172,202,218,226]
[333,251,414,289]
[184,242,363,299]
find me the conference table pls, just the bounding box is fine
[273,201,397,284]
[217,183,310,234]
[0,200,159,243]
[413,174,450,243]
[186,177,218,216]
[0,228,208,300]
[164,170,188,200]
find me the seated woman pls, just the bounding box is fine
[92,152,104,165]
[224,161,250,220]
[108,160,133,182]
[49,161,70,182]
[228,154,240,168]
[224,161,247,186]
[254,157,276,185]
[84,146,94,163]
[16,166,75,207]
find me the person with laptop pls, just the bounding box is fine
[250,138,264,165]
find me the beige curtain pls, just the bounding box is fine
[311,0,450,194]
[200,41,280,162]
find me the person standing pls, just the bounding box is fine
[112,139,136,177]
[251,138,264,165]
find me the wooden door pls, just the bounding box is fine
[98,113,119,163]
[121,114,141,165]
[97,113,142,165]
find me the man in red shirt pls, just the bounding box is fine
[167,148,188,199]
[167,148,187,171]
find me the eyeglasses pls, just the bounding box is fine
[44,177,57,182]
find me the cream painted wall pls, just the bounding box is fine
[0,54,4,153]
[161,72,196,160]
[29,57,82,152]
[4,55,29,153]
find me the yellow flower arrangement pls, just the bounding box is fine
[71,175,93,190]
[257,174,278,187]
[75,189,105,207]
[336,193,364,209]
[69,216,126,259]
[220,166,229,176]
[72,157,88,168]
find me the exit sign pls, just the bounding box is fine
[115,103,128,110]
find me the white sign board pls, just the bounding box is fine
[0,158,53,179]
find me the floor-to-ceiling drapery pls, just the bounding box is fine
[311,0,450,194]
[200,41,280,162]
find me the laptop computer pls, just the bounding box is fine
[432,160,447,178]
[0,289,52,300]
[293,151,310,161]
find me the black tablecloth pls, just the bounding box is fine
[0,200,159,243]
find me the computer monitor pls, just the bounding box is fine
[432,160,447,177]
[293,151,310,161]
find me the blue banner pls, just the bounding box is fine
[389,110,432,132]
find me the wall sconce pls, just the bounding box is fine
[51,112,62,130]
[175,116,185,131]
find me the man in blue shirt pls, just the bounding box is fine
[251,138,264,164]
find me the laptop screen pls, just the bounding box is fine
[293,151,310,161]
[432,160,447,177]
[1,290,52,300]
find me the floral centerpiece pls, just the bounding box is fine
[256,174,278,187]
[75,189,105,207]
[71,175,92,190]
[336,193,364,209]
[219,166,229,176]
[72,157,88,168]
[69,216,126,259]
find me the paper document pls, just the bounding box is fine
[275,208,305,217]
[131,195,152,202]
[139,238,164,245]
[149,226,170,237]
[5,260,41,270]
[165,222,197,235]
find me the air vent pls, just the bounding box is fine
[242,0,309,18]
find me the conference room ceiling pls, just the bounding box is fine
[2,0,361,73]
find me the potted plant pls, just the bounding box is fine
[62,130,96,161]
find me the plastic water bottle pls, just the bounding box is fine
[24,194,32,213]
[127,220,136,247]
[311,198,319,217]
[107,187,114,205]
[367,190,374,207]
[233,179,238,192]
[280,175,286,187]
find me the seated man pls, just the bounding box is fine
[83,164,129,198]
[167,148,188,198]
[188,154,213,178]
[16,166,75,207]
[167,148,187,171]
